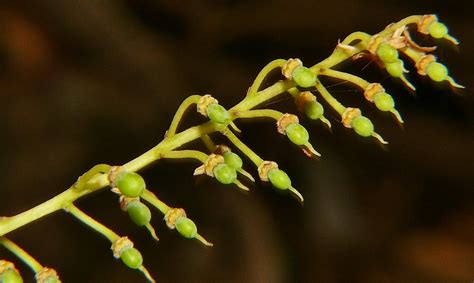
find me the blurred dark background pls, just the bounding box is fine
[0,1,473,282]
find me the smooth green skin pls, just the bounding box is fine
[429,22,448,38]
[292,66,317,88]
[42,277,60,283]
[426,62,448,82]
[115,172,146,198]
[304,101,324,120]
[376,43,398,63]
[351,116,374,137]
[373,92,395,111]
[1,269,23,283]
[223,152,243,170]
[267,168,291,190]
[285,123,309,146]
[213,163,237,184]
[120,247,143,269]
[207,104,230,124]
[175,217,197,239]
[127,201,151,226]
[385,59,404,77]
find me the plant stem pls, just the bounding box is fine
[0,237,43,272]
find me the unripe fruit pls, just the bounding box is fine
[285,123,309,146]
[304,101,324,120]
[376,43,398,63]
[115,172,146,198]
[292,66,317,88]
[127,201,152,226]
[351,116,374,137]
[429,22,448,39]
[267,168,291,190]
[120,247,143,269]
[223,152,243,170]
[207,104,230,124]
[1,269,23,283]
[385,59,404,77]
[213,163,237,184]
[426,62,448,82]
[175,217,197,239]
[373,92,395,111]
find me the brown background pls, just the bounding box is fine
[0,1,473,282]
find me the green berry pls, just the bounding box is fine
[376,43,398,63]
[385,59,404,77]
[373,92,395,111]
[223,152,243,170]
[1,269,23,283]
[304,101,324,120]
[292,66,317,88]
[175,217,197,239]
[213,163,237,184]
[267,168,291,190]
[207,104,230,124]
[120,247,143,269]
[115,172,146,198]
[127,200,151,226]
[351,116,374,137]
[285,123,309,146]
[426,62,448,82]
[42,277,60,283]
[429,22,448,39]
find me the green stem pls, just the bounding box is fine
[200,134,216,152]
[222,129,264,166]
[0,237,43,272]
[234,109,284,121]
[160,150,208,163]
[247,59,287,97]
[314,80,346,115]
[318,68,370,90]
[166,95,202,138]
[65,204,120,242]
[141,189,171,215]
[0,15,420,238]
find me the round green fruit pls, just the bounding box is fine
[127,201,152,226]
[115,172,146,198]
[373,92,395,112]
[175,217,197,239]
[426,62,448,82]
[292,66,317,88]
[207,104,230,124]
[429,22,448,39]
[1,269,23,283]
[285,123,309,146]
[351,116,374,137]
[223,152,243,170]
[213,163,237,185]
[267,168,291,190]
[376,43,398,63]
[120,247,143,269]
[304,101,324,120]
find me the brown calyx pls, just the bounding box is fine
[213,144,231,155]
[341,107,361,128]
[119,196,140,211]
[364,83,385,102]
[294,91,316,112]
[417,14,437,34]
[0,260,18,274]
[36,267,61,283]
[193,154,225,177]
[111,237,134,258]
[415,54,436,75]
[282,58,303,79]
[197,94,218,117]
[164,208,186,229]
[258,161,278,181]
[276,113,299,134]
